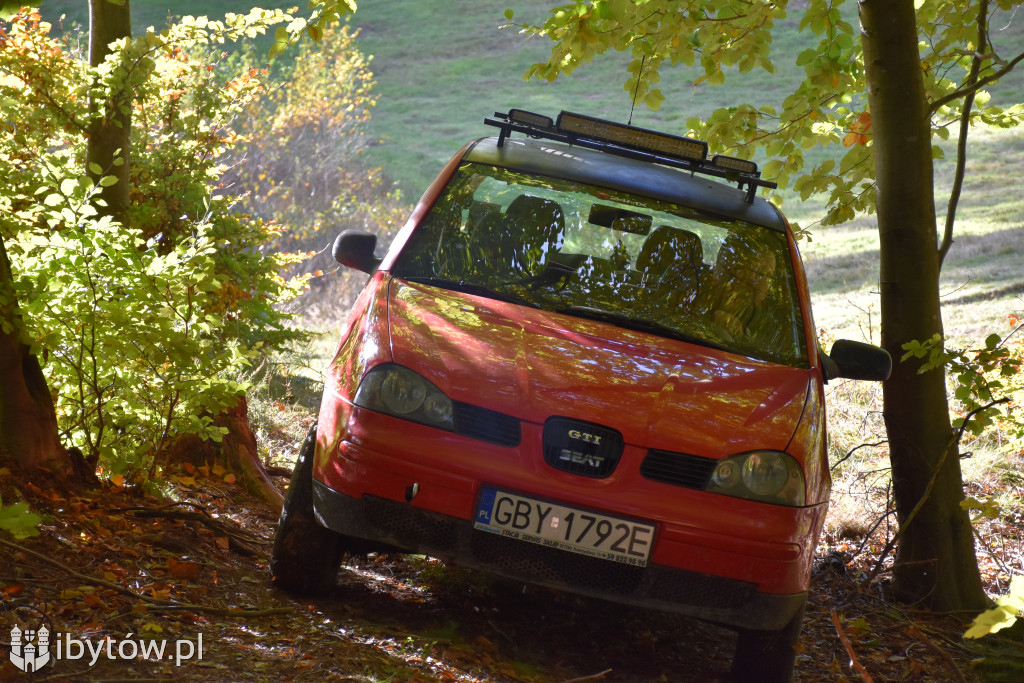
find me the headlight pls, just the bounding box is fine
[354,364,454,430]
[707,451,805,506]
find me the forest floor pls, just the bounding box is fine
[2,450,1023,683]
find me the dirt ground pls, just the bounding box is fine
[1,466,1021,683]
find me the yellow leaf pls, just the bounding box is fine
[965,604,1018,638]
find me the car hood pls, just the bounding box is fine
[387,278,810,457]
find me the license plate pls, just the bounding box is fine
[474,488,654,567]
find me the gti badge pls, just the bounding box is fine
[567,429,603,445]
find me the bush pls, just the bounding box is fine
[0,8,309,477]
[223,21,410,325]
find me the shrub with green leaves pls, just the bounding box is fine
[0,9,309,477]
[902,325,1023,440]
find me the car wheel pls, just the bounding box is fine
[730,602,805,683]
[271,422,344,595]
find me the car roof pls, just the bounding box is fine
[463,136,787,233]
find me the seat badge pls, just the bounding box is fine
[543,417,624,478]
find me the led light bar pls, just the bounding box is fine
[557,111,708,163]
[482,108,777,204]
[508,109,554,130]
[711,154,759,175]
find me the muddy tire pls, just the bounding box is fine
[271,423,343,595]
[731,603,804,683]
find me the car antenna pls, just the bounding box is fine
[627,55,646,127]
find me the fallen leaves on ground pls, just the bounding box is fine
[1,461,1021,682]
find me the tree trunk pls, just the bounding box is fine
[860,0,986,611]
[86,0,132,225]
[0,237,70,478]
[158,398,285,513]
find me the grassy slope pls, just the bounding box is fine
[38,0,1024,342]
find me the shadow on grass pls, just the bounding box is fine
[804,225,1024,298]
[945,280,1024,306]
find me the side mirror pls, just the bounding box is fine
[823,339,892,382]
[333,231,381,274]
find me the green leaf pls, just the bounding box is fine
[643,88,665,110]
[99,175,119,187]
[505,8,514,20]
[0,501,42,540]
[0,1,22,20]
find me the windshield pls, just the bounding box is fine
[391,162,808,367]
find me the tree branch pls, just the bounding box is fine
[928,48,1024,115]
[831,610,875,682]
[939,0,988,266]
[859,397,1011,588]
[830,439,888,472]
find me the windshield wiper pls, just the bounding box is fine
[555,305,733,352]
[400,276,539,308]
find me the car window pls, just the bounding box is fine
[391,162,808,367]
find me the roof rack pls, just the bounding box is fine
[484,109,776,204]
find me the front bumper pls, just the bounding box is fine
[313,480,806,631]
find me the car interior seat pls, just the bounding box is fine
[704,235,778,339]
[502,194,566,276]
[636,226,707,305]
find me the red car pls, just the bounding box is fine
[272,110,890,681]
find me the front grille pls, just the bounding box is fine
[640,450,717,490]
[542,417,624,478]
[363,497,457,551]
[453,401,521,446]
[648,565,755,609]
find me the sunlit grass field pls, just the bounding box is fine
[38,0,1024,342]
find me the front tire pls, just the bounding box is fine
[271,423,344,595]
[731,602,804,683]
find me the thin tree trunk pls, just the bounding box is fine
[0,237,69,477]
[86,0,132,225]
[861,0,986,611]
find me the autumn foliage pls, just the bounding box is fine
[0,9,310,480]
[223,22,409,320]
